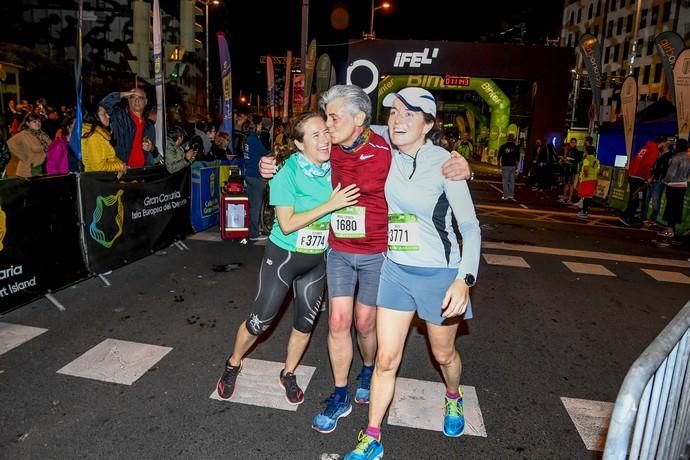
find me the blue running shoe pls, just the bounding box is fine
[443,391,465,437]
[312,392,352,434]
[344,430,384,460]
[354,367,373,404]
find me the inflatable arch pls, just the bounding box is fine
[377,75,510,157]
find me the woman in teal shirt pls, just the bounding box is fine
[216,112,360,405]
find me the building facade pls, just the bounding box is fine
[10,0,205,115]
[561,0,690,122]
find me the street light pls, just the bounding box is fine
[198,0,220,115]
[365,0,391,40]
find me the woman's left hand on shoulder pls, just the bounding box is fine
[441,279,470,318]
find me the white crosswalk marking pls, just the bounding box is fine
[209,358,316,412]
[387,378,487,437]
[562,261,616,277]
[0,322,48,356]
[561,397,613,451]
[482,253,530,268]
[57,338,172,385]
[187,231,223,242]
[641,269,690,284]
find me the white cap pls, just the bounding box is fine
[382,87,437,117]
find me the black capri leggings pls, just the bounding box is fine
[245,239,326,336]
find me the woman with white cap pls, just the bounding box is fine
[344,87,481,460]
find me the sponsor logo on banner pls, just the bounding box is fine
[393,48,439,68]
[654,31,685,104]
[621,75,638,167]
[0,206,5,252]
[89,190,125,248]
[673,48,690,139]
[577,34,602,122]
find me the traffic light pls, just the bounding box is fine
[127,0,151,78]
[165,44,187,80]
[180,0,203,53]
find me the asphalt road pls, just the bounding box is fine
[1,178,689,460]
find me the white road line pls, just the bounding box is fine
[209,358,316,412]
[641,269,690,284]
[387,378,487,437]
[488,184,504,195]
[57,338,172,385]
[562,261,616,277]
[476,204,619,220]
[561,397,613,452]
[483,242,690,268]
[483,254,531,268]
[0,323,48,356]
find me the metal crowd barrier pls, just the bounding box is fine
[603,300,690,459]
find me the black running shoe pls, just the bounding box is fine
[279,369,304,405]
[216,359,242,400]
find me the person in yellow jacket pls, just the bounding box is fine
[81,105,127,174]
[576,145,600,219]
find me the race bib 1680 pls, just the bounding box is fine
[331,206,366,239]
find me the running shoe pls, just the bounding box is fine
[443,391,465,437]
[355,367,373,404]
[216,359,242,400]
[576,211,588,219]
[279,369,304,405]
[344,430,384,460]
[312,392,352,434]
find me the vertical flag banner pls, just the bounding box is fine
[673,48,690,140]
[621,75,638,167]
[293,73,304,114]
[654,31,685,104]
[577,34,603,122]
[283,50,292,120]
[266,55,275,127]
[70,0,84,160]
[152,0,165,154]
[329,65,336,88]
[216,32,233,143]
[303,40,317,107]
[315,53,331,96]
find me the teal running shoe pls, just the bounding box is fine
[443,391,465,437]
[344,430,383,460]
[312,392,352,434]
[354,367,373,404]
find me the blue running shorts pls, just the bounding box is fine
[376,257,473,326]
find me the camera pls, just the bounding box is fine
[182,134,204,154]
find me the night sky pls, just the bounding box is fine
[219,0,565,93]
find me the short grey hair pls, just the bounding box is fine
[319,84,372,127]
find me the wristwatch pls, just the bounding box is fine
[463,273,476,287]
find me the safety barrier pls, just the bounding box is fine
[0,166,192,314]
[603,299,690,459]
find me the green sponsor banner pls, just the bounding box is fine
[377,75,510,162]
[608,167,629,211]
